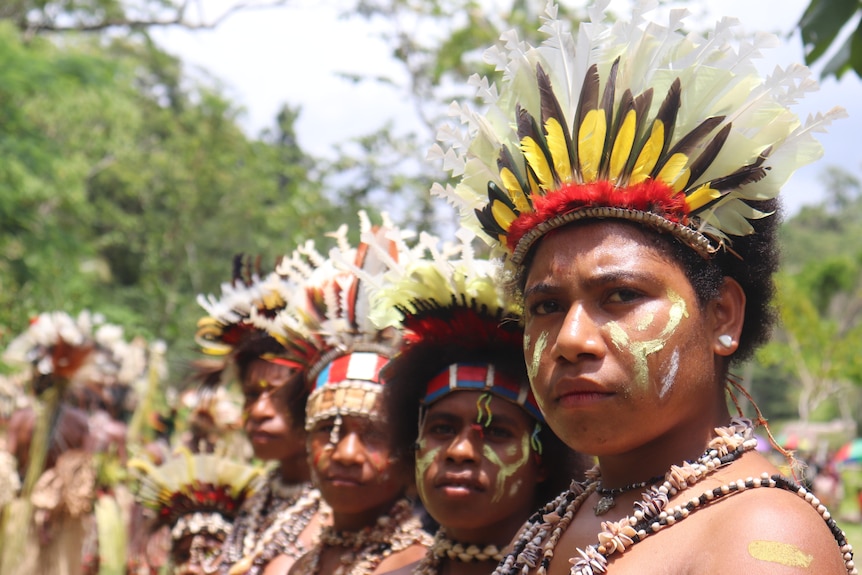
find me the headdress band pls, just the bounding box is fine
[423,362,544,423]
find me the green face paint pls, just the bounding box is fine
[482,432,530,504]
[414,437,440,506]
[748,540,813,568]
[607,288,689,389]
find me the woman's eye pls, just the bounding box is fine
[606,288,642,304]
[427,423,456,436]
[485,426,514,440]
[529,299,561,316]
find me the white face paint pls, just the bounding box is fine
[658,347,680,399]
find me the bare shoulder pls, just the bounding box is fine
[700,486,850,573]
[261,553,297,575]
[378,561,419,575]
[375,544,427,574]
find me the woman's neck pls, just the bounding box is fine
[329,495,405,533]
[277,451,311,484]
[596,406,731,489]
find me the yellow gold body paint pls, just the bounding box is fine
[748,540,813,568]
[483,433,530,503]
[414,437,439,504]
[528,331,548,389]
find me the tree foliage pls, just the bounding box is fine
[0,21,335,374]
[1,0,289,34]
[798,0,862,79]
[754,169,862,423]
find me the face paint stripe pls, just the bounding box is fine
[483,433,530,504]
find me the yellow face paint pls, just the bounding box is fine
[482,433,530,504]
[414,437,439,505]
[748,540,813,568]
[636,312,654,332]
[528,331,548,386]
[607,288,688,389]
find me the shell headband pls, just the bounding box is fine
[253,212,416,430]
[430,1,845,264]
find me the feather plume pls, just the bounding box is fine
[431,1,842,260]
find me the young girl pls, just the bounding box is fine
[373,235,589,575]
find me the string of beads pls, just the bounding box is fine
[303,498,433,575]
[412,527,505,574]
[491,418,857,575]
[218,472,320,575]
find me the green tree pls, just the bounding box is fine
[0,22,335,372]
[753,171,862,425]
[1,0,289,34]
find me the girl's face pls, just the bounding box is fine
[241,358,304,462]
[307,412,408,525]
[415,390,545,541]
[522,221,726,457]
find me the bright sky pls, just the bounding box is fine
[151,0,862,215]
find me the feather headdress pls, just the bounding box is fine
[429,0,846,264]
[129,449,261,540]
[3,310,149,396]
[372,229,543,422]
[256,212,420,430]
[195,255,290,358]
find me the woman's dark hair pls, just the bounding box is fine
[383,344,590,509]
[232,333,310,430]
[514,198,782,365]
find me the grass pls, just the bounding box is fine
[844,521,862,552]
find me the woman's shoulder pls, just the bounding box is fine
[696,481,850,573]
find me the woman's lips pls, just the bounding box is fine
[552,377,614,408]
[435,473,484,496]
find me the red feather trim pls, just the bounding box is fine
[402,307,522,353]
[506,179,689,251]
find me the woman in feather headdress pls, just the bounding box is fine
[193,255,326,575]
[430,2,853,574]
[371,230,590,575]
[255,212,433,575]
[129,450,261,575]
[1,311,136,575]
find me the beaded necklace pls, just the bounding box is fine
[593,474,664,516]
[218,470,321,575]
[303,498,433,575]
[412,528,505,574]
[492,418,857,575]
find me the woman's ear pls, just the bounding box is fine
[710,277,746,357]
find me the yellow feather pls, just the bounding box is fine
[491,199,518,229]
[630,121,664,185]
[685,184,721,211]
[544,117,573,182]
[656,154,690,191]
[500,168,531,213]
[609,110,637,181]
[521,136,554,190]
[526,168,541,195]
[578,109,606,182]
[500,167,523,196]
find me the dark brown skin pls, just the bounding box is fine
[520,222,847,574]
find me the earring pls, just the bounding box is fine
[718,334,733,348]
